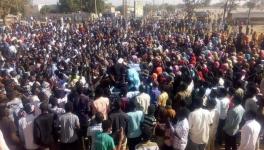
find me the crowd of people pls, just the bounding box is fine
[0,15,264,150]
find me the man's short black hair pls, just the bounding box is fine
[113,100,122,110]
[139,84,147,93]
[148,104,156,116]
[192,96,203,109]
[40,102,49,112]
[65,102,73,113]
[207,98,217,109]
[102,120,112,132]
[95,112,104,124]
[233,95,242,105]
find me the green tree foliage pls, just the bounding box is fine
[0,0,26,24]
[143,4,157,15]
[83,0,105,13]
[59,0,105,13]
[59,0,81,13]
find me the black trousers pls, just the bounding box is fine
[60,141,80,150]
[224,132,237,150]
[216,119,226,145]
[128,137,141,150]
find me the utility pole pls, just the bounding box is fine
[95,0,98,15]
[152,0,155,16]
[123,0,127,18]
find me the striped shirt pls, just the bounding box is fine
[142,115,156,130]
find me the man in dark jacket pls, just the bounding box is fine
[109,100,129,149]
[33,102,57,149]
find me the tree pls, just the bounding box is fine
[83,0,105,14]
[0,0,11,24]
[246,0,259,34]
[40,5,52,16]
[222,0,241,24]
[10,0,26,15]
[247,1,258,25]
[59,0,81,13]
[0,0,26,24]
[183,0,210,20]
[143,4,158,15]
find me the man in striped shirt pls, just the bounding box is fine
[141,104,157,131]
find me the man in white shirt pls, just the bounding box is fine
[206,99,219,150]
[59,102,80,150]
[238,111,261,150]
[136,85,150,114]
[18,104,39,150]
[170,108,189,150]
[187,97,213,150]
[216,88,230,146]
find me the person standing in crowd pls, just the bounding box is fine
[206,99,219,150]
[49,96,65,117]
[150,81,161,105]
[33,102,57,150]
[135,128,159,150]
[127,100,144,150]
[87,112,104,150]
[245,85,258,113]
[187,97,212,150]
[92,88,110,120]
[165,100,176,120]
[18,103,39,150]
[1,12,264,150]
[223,95,245,150]
[109,100,129,150]
[141,104,157,132]
[216,88,230,146]
[169,107,189,150]
[94,120,125,150]
[136,85,151,114]
[0,105,21,150]
[238,111,261,150]
[59,102,80,150]
[158,85,169,107]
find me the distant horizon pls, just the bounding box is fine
[32,0,251,6]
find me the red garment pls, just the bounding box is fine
[156,67,163,76]
[190,55,197,65]
[197,71,205,81]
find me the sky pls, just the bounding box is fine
[33,0,250,6]
[33,0,223,6]
[107,0,223,6]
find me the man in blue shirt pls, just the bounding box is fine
[223,95,245,150]
[127,100,144,150]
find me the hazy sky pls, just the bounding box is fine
[106,0,223,6]
[33,0,253,6]
[34,0,224,6]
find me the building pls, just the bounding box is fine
[231,10,264,25]
[134,0,144,18]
